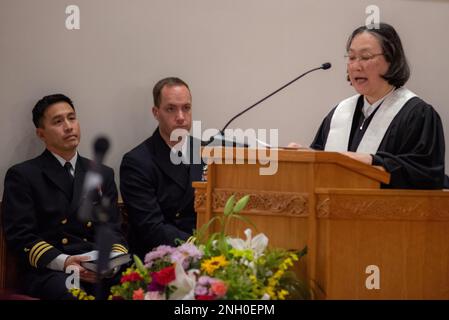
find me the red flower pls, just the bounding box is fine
[152,265,176,285]
[211,281,227,298]
[132,288,145,300]
[196,295,215,300]
[120,272,144,284]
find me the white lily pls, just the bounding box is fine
[168,262,199,300]
[227,228,268,259]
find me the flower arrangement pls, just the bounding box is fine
[109,194,309,300]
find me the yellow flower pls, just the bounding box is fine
[249,274,258,284]
[69,287,95,300]
[282,258,293,269]
[201,255,229,275]
[265,286,276,299]
[278,289,289,300]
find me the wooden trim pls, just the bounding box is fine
[204,163,215,237]
[316,188,449,221]
[307,163,318,298]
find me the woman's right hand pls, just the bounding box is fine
[286,142,303,149]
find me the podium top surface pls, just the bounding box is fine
[201,147,390,184]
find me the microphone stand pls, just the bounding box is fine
[78,137,113,300]
[94,197,114,300]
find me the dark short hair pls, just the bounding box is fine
[346,22,410,87]
[153,77,190,107]
[32,94,74,128]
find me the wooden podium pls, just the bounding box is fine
[193,147,449,299]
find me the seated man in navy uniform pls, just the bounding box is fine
[120,77,203,258]
[1,94,128,299]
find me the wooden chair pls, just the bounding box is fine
[0,202,21,296]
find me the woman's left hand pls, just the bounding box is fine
[341,152,373,165]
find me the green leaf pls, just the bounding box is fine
[133,254,146,275]
[195,216,219,244]
[233,195,250,213]
[232,214,257,230]
[224,194,236,216]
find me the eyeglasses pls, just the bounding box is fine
[344,53,384,64]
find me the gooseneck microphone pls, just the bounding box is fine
[220,62,332,133]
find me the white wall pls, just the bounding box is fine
[1,0,448,195]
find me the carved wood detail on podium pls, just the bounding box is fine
[194,189,207,210]
[316,194,449,221]
[210,189,309,216]
[316,197,330,218]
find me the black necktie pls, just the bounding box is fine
[64,162,74,184]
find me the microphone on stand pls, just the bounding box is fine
[204,62,332,147]
[77,136,114,300]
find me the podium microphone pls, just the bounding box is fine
[204,62,332,146]
[221,62,331,133]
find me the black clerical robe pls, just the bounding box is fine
[311,95,446,189]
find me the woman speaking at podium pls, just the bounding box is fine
[309,23,446,189]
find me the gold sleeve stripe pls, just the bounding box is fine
[112,248,128,254]
[111,244,128,253]
[29,241,48,265]
[112,244,127,251]
[31,243,52,267]
[33,245,53,268]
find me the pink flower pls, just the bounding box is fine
[145,291,166,300]
[211,281,227,298]
[132,288,145,300]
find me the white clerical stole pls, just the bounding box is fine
[324,87,417,154]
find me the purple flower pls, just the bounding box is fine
[144,245,175,267]
[170,243,203,269]
[194,285,208,296]
[198,275,214,286]
[195,276,223,297]
[177,243,203,260]
[170,251,189,269]
[147,279,165,292]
